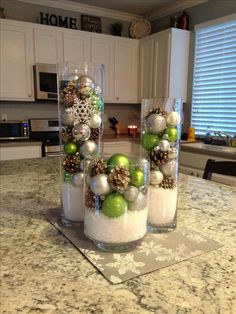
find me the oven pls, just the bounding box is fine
[29,119,60,157]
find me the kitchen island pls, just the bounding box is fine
[1,157,235,313]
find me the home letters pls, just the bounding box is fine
[40,12,77,29]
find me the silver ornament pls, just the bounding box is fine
[72,124,91,141]
[123,185,139,202]
[146,114,166,134]
[136,157,149,167]
[77,75,94,88]
[89,114,102,128]
[150,170,163,185]
[72,172,84,186]
[62,112,74,126]
[160,160,177,177]
[159,139,170,152]
[79,158,91,171]
[162,133,169,140]
[166,111,181,126]
[90,174,111,196]
[128,192,147,211]
[80,140,97,158]
[94,84,102,95]
[169,147,177,160]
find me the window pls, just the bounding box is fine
[191,14,236,136]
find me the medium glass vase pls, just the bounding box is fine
[141,98,182,233]
[84,154,149,252]
[57,61,104,226]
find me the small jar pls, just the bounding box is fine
[141,98,182,233]
[84,154,149,252]
[57,61,104,226]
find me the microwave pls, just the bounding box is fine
[0,121,29,140]
[34,64,58,100]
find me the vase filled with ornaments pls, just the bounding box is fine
[141,98,182,233]
[84,154,149,252]
[57,62,104,226]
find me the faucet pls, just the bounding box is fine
[214,131,231,146]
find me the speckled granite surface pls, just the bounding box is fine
[1,157,236,313]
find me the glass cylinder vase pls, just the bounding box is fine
[141,98,182,233]
[57,62,104,226]
[84,154,149,252]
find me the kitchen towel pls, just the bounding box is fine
[47,208,222,284]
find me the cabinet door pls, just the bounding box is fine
[139,37,153,99]
[114,39,139,103]
[152,31,170,98]
[34,28,63,64]
[63,31,90,62]
[91,35,114,102]
[0,20,34,101]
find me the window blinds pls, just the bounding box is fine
[191,15,236,136]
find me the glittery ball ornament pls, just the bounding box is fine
[164,127,178,142]
[102,192,127,218]
[89,114,102,128]
[108,166,130,192]
[72,124,91,141]
[130,169,145,188]
[63,155,80,174]
[141,133,160,151]
[150,170,164,185]
[90,174,111,196]
[77,75,94,95]
[123,185,139,202]
[80,140,97,158]
[166,111,181,126]
[72,172,84,186]
[107,154,131,172]
[64,141,77,155]
[128,192,147,211]
[160,160,177,177]
[146,114,166,133]
[64,172,73,183]
[159,139,170,152]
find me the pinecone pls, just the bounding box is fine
[88,157,107,177]
[108,166,130,192]
[63,155,80,174]
[147,107,167,118]
[90,127,102,142]
[149,149,169,169]
[60,80,78,107]
[159,178,176,189]
[61,126,73,143]
[85,188,96,209]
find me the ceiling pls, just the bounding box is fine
[67,0,177,16]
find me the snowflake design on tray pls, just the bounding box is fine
[181,229,207,243]
[106,254,145,275]
[138,241,172,259]
[154,244,203,262]
[66,97,96,125]
[80,249,105,271]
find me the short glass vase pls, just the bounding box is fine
[57,61,104,226]
[141,98,182,233]
[84,154,149,252]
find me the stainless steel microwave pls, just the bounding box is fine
[0,121,29,140]
[33,64,57,100]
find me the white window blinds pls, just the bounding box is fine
[191,15,236,136]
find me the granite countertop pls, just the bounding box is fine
[0,140,42,147]
[1,157,235,313]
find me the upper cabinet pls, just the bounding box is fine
[139,28,190,102]
[34,27,63,64]
[0,19,34,101]
[114,38,139,103]
[63,30,90,62]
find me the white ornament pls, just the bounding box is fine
[150,170,164,185]
[166,112,181,126]
[72,124,91,141]
[62,112,74,126]
[90,174,111,196]
[128,192,147,211]
[160,160,176,177]
[79,159,91,171]
[169,147,177,160]
[89,114,102,128]
[80,140,97,158]
[146,114,166,134]
[94,84,102,95]
[72,172,84,186]
[123,186,139,202]
[159,140,170,152]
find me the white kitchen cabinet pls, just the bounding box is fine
[179,151,236,186]
[63,30,90,62]
[114,38,139,103]
[0,19,34,101]
[102,141,132,155]
[139,28,190,102]
[91,35,115,102]
[34,27,63,64]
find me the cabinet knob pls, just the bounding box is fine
[28,94,32,97]
[116,97,119,100]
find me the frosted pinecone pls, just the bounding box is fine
[149,149,169,169]
[159,178,176,189]
[63,155,80,174]
[88,157,107,177]
[147,106,167,118]
[108,166,130,192]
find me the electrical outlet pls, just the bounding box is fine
[1,113,7,121]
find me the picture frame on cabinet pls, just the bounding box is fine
[81,15,102,33]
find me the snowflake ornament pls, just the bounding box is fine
[66,97,96,125]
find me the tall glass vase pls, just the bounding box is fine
[57,62,104,226]
[141,98,182,233]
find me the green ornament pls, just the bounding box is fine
[141,133,160,151]
[102,192,127,218]
[91,93,104,111]
[164,127,178,142]
[64,172,73,183]
[130,168,145,187]
[107,154,131,172]
[64,141,77,155]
